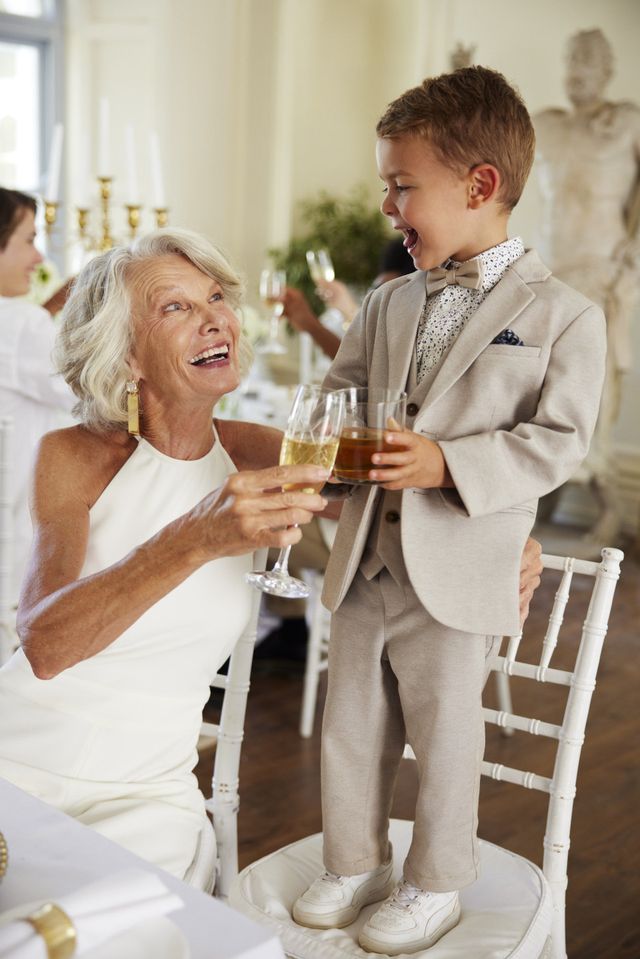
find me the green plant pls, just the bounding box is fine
[269,186,391,313]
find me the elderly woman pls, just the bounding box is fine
[0,228,328,885]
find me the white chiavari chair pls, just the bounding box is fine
[186,548,266,898]
[299,569,331,738]
[0,418,15,666]
[230,547,624,959]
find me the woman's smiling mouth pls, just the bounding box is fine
[188,344,230,367]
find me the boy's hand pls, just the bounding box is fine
[369,428,453,490]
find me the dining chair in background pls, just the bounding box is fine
[230,546,624,959]
[0,418,14,667]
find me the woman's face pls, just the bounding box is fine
[128,253,242,410]
[0,209,43,297]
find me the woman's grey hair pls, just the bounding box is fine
[55,227,254,432]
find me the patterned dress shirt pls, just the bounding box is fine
[415,236,526,383]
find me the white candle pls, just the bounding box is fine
[45,123,64,201]
[98,98,110,176]
[77,132,91,208]
[124,124,139,203]
[149,131,166,208]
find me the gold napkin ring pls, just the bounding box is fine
[0,831,8,881]
[25,903,77,959]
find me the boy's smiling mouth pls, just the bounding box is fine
[403,228,419,254]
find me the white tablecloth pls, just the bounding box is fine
[0,777,284,959]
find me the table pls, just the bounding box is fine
[0,777,284,959]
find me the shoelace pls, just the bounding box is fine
[319,871,344,886]
[387,879,428,911]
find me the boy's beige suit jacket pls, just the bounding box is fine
[321,249,606,637]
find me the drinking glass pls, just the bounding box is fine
[306,248,335,299]
[245,385,345,598]
[258,268,287,354]
[333,387,407,484]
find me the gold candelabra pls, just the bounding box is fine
[154,207,169,229]
[42,176,169,251]
[44,201,59,235]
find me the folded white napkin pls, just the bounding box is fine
[0,868,184,958]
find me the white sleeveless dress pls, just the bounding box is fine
[0,430,253,880]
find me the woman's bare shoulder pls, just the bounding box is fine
[214,418,282,471]
[35,425,137,509]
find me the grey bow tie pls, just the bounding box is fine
[426,257,485,296]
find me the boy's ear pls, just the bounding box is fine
[467,164,501,208]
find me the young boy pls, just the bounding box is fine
[293,66,606,954]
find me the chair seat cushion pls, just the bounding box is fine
[229,820,553,959]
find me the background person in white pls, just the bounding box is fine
[0,188,75,604]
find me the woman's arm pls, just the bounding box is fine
[18,428,329,679]
[215,419,283,471]
[281,287,341,360]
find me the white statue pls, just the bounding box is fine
[449,42,475,71]
[534,29,640,545]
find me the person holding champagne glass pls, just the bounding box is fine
[281,238,416,362]
[0,227,333,886]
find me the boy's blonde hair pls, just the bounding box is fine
[376,66,535,212]
[55,227,253,433]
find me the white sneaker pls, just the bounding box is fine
[358,879,460,955]
[292,858,395,929]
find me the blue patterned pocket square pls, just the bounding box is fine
[492,328,524,346]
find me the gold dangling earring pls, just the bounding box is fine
[126,380,140,435]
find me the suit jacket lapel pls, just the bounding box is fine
[420,255,539,413]
[385,272,426,391]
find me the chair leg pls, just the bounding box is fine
[299,582,326,738]
[212,802,239,901]
[495,670,515,737]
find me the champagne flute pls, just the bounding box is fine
[258,268,287,354]
[306,248,335,299]
[245,385,345,598]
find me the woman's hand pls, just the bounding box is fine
[187,465,330,560]
[519,536,543,625]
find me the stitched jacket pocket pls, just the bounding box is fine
[480,344,542,358]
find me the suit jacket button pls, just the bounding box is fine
[407,403,419,416]
[385,510,400,524]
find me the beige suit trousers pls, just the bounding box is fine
[321,567,500,892]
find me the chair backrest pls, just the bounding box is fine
[481,546,624,956]
[201,548,267,900]
[0,418,13,666]
[403,546,623,959]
